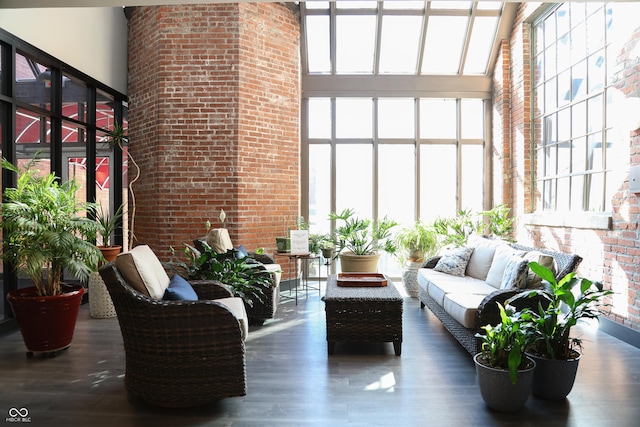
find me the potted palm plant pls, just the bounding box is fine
[509,262,613,400]
[329,208,398,272]
[474,303,536,413]
[95,203,123,263]
[2,156,102,357]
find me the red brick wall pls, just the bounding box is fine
[127,3,300,264]
[496,3,640,331]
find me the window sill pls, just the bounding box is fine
[523,212,612,230]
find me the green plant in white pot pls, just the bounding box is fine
[509,262,613,400]
[394,220,439,264]
[1,156,103,356]
[329,208,398,273]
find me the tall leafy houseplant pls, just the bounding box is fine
[1,157,102,296]
[394,220,439,264]
[508,262,613,399]
[2,156,102,355]
[105,121,140,249]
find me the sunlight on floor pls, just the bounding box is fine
[364,372,396,393]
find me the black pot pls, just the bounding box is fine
[526,350,581,400]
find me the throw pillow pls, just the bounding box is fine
[115,244,171,299]
[485,244,518,288]
[234,245,249,259]
[163,275,198,301]
[500,255,529,289]
[433,247,475,277]
[523,252,557,288]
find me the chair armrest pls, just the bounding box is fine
[190,280,234,300]
[477,288,551,329]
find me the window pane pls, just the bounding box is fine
[461,99,483,139]
[309,98,331,139]
[422,16,467,74]
[336,15,376,74]
[379,16,422,74]
[16,108,50,144]
[420,99,456,139]
[15,53,50,111]
[461,145,483,212]
[62,74,88,123]
[383,1,424,10]
[308,144,331,235]
[379,144,415,226]
[420,144,456,221]
[336,98,372,138]
[306,15,330,73]
[464,17,498,74]
[336,144,372,218]
[378,98,414,138]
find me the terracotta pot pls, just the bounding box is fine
[339,252,380,273]
[98,245,122,264]
[7,284,85,354]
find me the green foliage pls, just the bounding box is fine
[433,204,515,247]
[394,220,440,263]
[476,303,532,384]
[509,262,613,360]
[94,203,123,246]
[0,156,102,296]
[328,208,398,256]
[167,243,273,308]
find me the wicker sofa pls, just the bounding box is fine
[418,237,583,355]
[99,245,248,407]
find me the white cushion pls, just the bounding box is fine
[465,237,499,280]
[206,228,234,254]
[216,297,249,340]
[421,269,497,306]
[433,246,474,277]
[444,293,487,329]
[485,244,519,288]
[115,245,170,299]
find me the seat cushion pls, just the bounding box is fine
[163,275,198,301]
[421,269,496,306]
[216,297,249,340]
[443,293,488,329]
[115,244,170,299]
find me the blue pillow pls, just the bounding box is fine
[234,245,249,259]
[163,275,198,301]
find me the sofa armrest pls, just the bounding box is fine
[477,288,551,330]
[422,255,441,269]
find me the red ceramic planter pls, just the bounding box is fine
[7,284,85,354]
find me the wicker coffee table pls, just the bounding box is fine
[324,274,403,356]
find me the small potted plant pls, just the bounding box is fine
[394,220,439,264]
[474,303,536,413]
[2,156,102,356]
[95,203,124,263]
[508,262,613,400]
[329,208,398,272]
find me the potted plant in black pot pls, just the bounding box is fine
[474,303,536,413]
[2,156,102,357]
[509,262,613,400]
[329,208,398,272]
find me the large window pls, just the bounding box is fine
[0,29,127,326]
[532,3,629,213]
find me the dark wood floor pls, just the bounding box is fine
[1,281,640,427]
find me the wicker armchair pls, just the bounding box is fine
[99,263,247,407]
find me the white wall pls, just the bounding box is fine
[0,7,128,94]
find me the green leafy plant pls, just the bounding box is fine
[328,208,398,256]
[167,243,273,308]
[432,209,478,247]
[394,220,440,264]
[509,262,613,360]
[0,156,102,296]
[94,203,123,247]
[478,204,515,242]
[476,303,532,384]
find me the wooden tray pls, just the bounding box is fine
[337,273,388,287]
